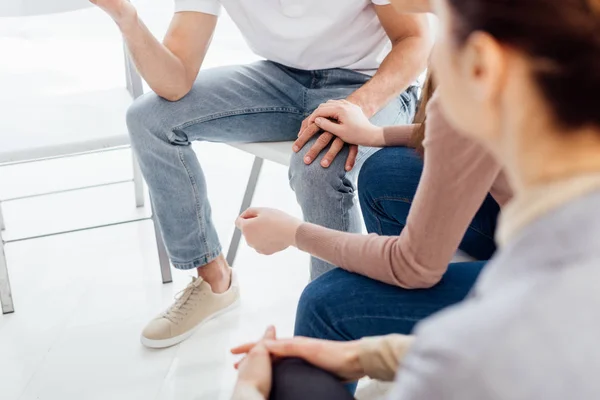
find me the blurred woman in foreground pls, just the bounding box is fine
[231,0,600,398]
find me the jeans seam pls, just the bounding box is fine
[173,107,303,132]
[177,146,212,263]
[372,196,413,205]
[467,225,496,241]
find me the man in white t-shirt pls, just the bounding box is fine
[91,0,431,348]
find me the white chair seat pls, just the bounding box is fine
[0,87,132,164]
[229,142,294,167]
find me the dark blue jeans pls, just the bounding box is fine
[294,146,499,358]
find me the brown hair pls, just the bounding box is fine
[446,0,600,129]
[410,70,437,154]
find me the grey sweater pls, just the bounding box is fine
[390,188,600,400]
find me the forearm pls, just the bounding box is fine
[381,124,420,147]
[118,12,192,101]
[359,335,416,381]
[295,224,443,289]
[348,32,431,117]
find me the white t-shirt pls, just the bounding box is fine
[175,0,392,73]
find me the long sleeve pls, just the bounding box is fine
[359,335,415,381]
[296,95,509,288]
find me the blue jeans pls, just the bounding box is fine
[126,61,418,279]
[295,147,499,351]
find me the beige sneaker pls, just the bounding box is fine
[141,271,240,348]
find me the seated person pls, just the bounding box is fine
[236,0,511,373]
[90,0,430,348]
[231,0,600,398]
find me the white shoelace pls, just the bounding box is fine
[162,277,204,323]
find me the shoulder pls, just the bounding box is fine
[391,263,600,399]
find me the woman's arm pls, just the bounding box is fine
[359,335,416,381]
[237,96,505,288]
[295,96,505,288]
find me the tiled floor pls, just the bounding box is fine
[0,146,310,400]
[0,3,308,399]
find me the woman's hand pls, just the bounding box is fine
[235,208,303,255]
[232,337,365,382]
[234,326,277,398]
[298,99,384,148]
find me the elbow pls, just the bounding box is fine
[155,79,194,102]
[158,87,191,102]
[410,274,442,289]
[392,266,445,290]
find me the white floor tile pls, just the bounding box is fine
[1,7,309,400]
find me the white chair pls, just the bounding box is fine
[226,142,295,266]
[0,1,171,314]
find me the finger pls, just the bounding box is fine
[307,105,342,125]
[235,217,246,230]
[263,325,277,341]
[231,342,257,354]
[346,145,359,171]
[314,117,342,136]
[304,132,334,165]
[234,357,245,370]
[296,119,320,141]
[294,124,321,152]
[321,137,345,168]
[239,208,260,219]
[297,117,308,137]
[263,338,316,359]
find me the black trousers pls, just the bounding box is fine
[269,358,355,400]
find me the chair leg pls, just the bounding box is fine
[124,44,144,99]
[0,235,14,314]
[132,153,145,208]
[226,156,264,267]
[150,200,172,284]
[0,201,5,231]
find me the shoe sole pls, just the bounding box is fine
[140,297,241,349]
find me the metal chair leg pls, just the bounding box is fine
[132,154,145,208]
[0,201,5,231]
[149,199,172,284]
[124,45,144,100]
[226,156,264,267]
[0,235,14,314]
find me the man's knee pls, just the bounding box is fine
[126,92,174,147]
[289,137,352,204]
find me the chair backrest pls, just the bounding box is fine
[0,0,92,17]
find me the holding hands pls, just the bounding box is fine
[294,99,382,171]
[232,335,365,388]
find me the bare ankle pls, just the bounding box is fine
[197,255,231,294]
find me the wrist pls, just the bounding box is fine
[366,125,386,147]
[346,341,366,379]
[114,2,138,30]
[346,97,377,119]
[289,220,304,248]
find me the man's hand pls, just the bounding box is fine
[235,208,303,256]
[90,0,136,24]
[234,326,277,398]
[293,99,369,172]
